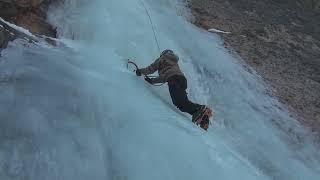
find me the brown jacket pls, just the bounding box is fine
[140,52,184,83]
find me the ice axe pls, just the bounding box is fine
[127,59,165,86]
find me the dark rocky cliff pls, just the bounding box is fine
[0,0,56,49]
[189,0,320,134]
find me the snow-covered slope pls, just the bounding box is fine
[0,0,319,179]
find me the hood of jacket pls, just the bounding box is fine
[161,51,179,63]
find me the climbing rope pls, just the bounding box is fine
[127,60,165,86]
[138,0,161,54]
[130,1,165,86]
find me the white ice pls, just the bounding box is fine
[0,0,319,180]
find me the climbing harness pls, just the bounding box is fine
[127,60,165,86]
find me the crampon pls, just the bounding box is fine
[192,106,213,131]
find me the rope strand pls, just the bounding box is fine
[139,0,161,54]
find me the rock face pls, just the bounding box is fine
[13,11,56,37]
[189,0,320,134]
[0,26,12,48]
[0,0,44,8]
[0,0,56,49]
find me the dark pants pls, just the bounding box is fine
[168,75,201,115]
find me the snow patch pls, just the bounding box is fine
[208,28,231,34]
[0,17,36,38]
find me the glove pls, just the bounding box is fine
[136,69,142,76]
[144,77,153,84]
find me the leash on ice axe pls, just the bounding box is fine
[127,60,165,86]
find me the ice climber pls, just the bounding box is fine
[136,49,213,130]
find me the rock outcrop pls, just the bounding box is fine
[189,0,320,135]
[0,0,56,49]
